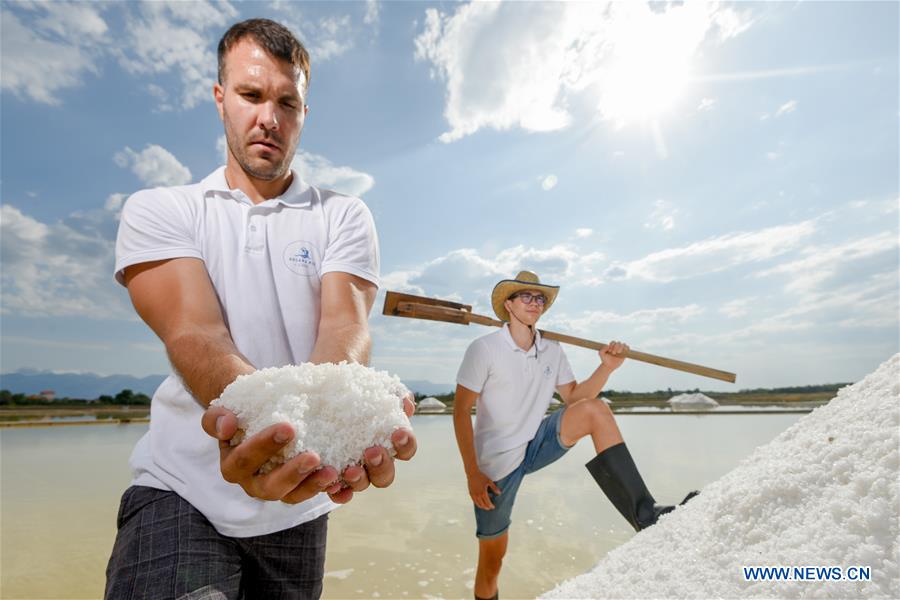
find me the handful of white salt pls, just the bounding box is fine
[212,362,412,473]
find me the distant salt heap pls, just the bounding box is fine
[417,397,446,413]
[544,354,900,599]
[669,392,719,410]
[213,362,411,472]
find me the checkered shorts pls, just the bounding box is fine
[105,486,328,599]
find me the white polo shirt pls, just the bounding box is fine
[456,324,575,481]
[114,166,380,537]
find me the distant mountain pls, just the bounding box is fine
[0,370,167,399]
[403,380,454,396]
[0,370,454,400]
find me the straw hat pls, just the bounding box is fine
[491,270,559,322]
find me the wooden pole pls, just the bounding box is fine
[383,291,737,383]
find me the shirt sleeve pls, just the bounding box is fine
[457,339,489,394]
[114,188,201,286]
[556,346,576,386]
[320,194,380,287]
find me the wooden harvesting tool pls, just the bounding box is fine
[383,291,737,383]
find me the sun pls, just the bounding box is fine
[597,6,699,125]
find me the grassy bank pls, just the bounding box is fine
[421,388,839,412]
[0,386,840,423]
[0,405,150,422]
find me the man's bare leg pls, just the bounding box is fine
[559,397,623,452]
[474,532,508,599]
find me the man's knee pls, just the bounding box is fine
[565,398,613,436]
[584,398,614,427]
[478,537,507,572]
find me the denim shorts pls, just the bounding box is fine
[474,407,571,539]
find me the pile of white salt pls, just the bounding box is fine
[544,354,899,599]
[212,362,411,472]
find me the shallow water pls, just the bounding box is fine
[1,413,802,599]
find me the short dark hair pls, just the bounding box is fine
[217,18,310,94]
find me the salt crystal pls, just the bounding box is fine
[212,362,411,472]
[543,354,900,598]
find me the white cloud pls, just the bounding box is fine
[699,63,849,84]
[766,151,781,160]
[1,337,113,352]
[611,220,816,283]
[364,0,380,26]
[309,15,354,61]
[541,175,558,191]
[697,97,717,111]
[644,199,677,231]
[575,228,593,238]
[719,297,756,318]
[547,304,705,333]
[760,99,798,123]
[117,2,236,111]
[33,1,108,39]
[4,1,241,111]
[292,151,375,197]
[217,135,229,164]
[755,231,898,293]
[0,204,130,319]
[114,145,192,187]
[775,99,798,117]
[668,269,898,349]
[0,9,103,105]
[104,193,128,213]
[414,2,751,141]
[270,8,357,65]
[382,243,606,307]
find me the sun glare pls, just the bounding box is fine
[598,7,700,125]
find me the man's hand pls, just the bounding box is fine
[201,393,418,505]
[599,340,629,372]
[202,406,342,503]
[468,469,501,510]
[329,393,418,504]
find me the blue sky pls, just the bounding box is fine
[1,1,897,392]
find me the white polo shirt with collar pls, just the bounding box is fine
[456,324,575,481]
[113,166,380,537]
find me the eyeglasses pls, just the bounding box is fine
[510,292,547,306]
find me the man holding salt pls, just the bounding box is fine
[454,271,695,600]
[105,18,416,599]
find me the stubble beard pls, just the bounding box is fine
[223,113,296,182]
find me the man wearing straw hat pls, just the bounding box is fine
[454,270,695,600]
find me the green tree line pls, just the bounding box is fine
[0,389,151,406]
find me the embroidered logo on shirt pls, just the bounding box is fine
[544,365,552,378]
[283,241,319,276]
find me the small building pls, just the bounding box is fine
[417,397,447,413]
[39,390,56,401]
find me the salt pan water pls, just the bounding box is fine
[2,412,801,599]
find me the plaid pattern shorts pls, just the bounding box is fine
[105,486,328,600]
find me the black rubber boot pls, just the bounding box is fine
[585,442,696,531]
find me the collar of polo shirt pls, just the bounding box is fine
[201,166,313,208]
[501,322,543,355]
